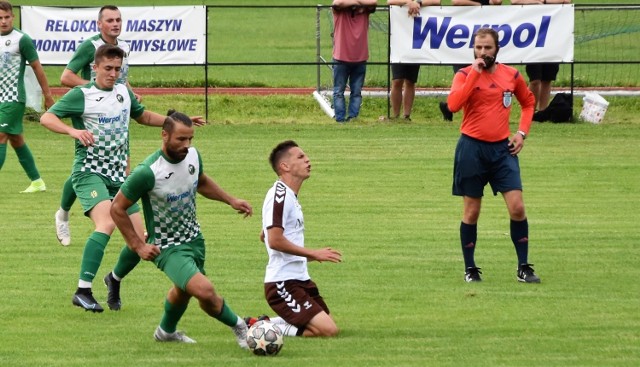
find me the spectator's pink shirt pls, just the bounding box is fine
[332,8,371,62]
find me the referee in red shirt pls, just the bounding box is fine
[447,28,540,284]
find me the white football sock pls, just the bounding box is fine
[57,208,69,221]
[268,317,299,336]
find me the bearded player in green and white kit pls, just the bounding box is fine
[110,111,252,346]
[40,44,205,313]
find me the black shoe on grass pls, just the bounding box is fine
[517,264,541,283]
[464,267,482,282]
[72,290,104,313]
[104,273,122,311]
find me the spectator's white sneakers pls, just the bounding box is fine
[55,209,71,246]
[154,326,196,343]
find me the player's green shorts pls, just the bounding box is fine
[154,235,206,291]
[72,171,140,216]
[0,102,26,135]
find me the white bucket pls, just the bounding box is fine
[579,92,609,124]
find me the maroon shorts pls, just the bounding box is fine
[264,279,329,328]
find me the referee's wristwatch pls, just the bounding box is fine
[516,130,527,140]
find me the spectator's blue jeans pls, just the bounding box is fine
[332,60,367,122]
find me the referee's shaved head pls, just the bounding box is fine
[474,27,500,51]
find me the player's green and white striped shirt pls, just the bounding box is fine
[66,34,130,85]
[47,82,144,182]
[0,28,39,103]
[120,147,204,249]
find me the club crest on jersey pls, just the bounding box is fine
[188,164,195,175]
[116,94,124,103]
[5,40,10,46]
[503,91,512,108]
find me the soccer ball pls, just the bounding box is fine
[246,320,284,356]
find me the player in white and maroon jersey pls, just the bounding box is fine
[255,140,342,337]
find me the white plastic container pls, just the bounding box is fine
[579,92,609,124]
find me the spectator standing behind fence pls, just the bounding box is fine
[55,5,140,247]
[439,0,502,121]
[511,0,572,115]
[331,0,377,123]
[447,28,541,284]
[0,0,54,193]
[387,0,441,121]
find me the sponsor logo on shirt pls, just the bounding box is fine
[98,115,121,124]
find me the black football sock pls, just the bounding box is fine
[460,222,477,269]
[510,219,529,265]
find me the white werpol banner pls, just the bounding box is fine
[21,6,206,65]
[390,5,574,64]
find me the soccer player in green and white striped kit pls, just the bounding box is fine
[55,5,140,247]
[40,44,206,313]
[0,0,55,193]
[110,111,252,346]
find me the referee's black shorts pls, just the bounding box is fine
[452,134,522,198]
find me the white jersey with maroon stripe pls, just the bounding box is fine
[261,180,310,283]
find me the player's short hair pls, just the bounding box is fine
[163,110,193,133]
[98,5,119,20]
[269,140,299,174]
[94,44,124,65]
[474,28,500,50]
[0,1,13,13]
